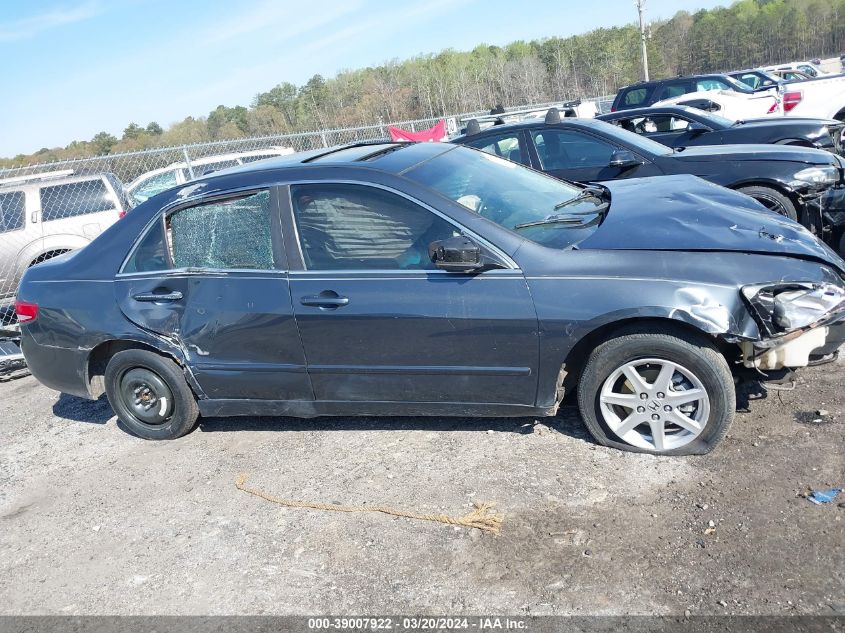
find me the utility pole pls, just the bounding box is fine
[636,0,650,81]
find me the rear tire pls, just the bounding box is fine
[576,325,735,456]
[104,349,199,440]
[737,185,798,221]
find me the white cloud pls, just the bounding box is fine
[0,1,102,42]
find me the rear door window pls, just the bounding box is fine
[656,82,690,100]
[40,179,115,221]
[166,190,275,270]
[622,87,650,107]
[531,129,616,169]
[0,191,25,233]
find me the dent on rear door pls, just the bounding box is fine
[115,189,312,402]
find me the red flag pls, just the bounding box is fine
[388,120,447,142]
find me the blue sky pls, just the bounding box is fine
[0,0,727,156]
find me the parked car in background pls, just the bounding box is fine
[611,73,762,112]
[767,68,813,82]
[598,105,843,154]
[764,62,829,78]
[0,170,128,313]
[652,88,781,120]
[766,73,845,121]
[728,69,785,91]
[16,142,845,455]
[452,109,843,231]
[125,147,294,206]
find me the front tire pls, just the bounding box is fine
[104,349,199,440]
[576,326,735,456]
[737,185,798,221]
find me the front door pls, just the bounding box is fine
[115,189,312,401]
[284,182,539,406]
[529,128,657,182]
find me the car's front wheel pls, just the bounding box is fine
[577,326,735,455]
[104,349,199,440]
[737,185,798,221]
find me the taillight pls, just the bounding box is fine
[783,91,803,113]
[14,300,38,323]
[766,101,778,114]
[610,106,617,112]
[118,210,127,219]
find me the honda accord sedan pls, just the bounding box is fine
[16,142,845,455]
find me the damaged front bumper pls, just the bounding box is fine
[741,313,845,370]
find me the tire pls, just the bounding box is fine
[104,349,199,440]
[576,325,735,456]
[737,185,798,221]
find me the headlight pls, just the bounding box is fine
[742,281,845,334]
[793,166,839,186]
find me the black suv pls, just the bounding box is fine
[611,74,757,112]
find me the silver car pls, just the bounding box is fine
[125,147,294,206]
[0,170,128,321]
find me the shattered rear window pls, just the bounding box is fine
[167,190,275,270]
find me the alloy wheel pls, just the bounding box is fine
[598,358,710,451]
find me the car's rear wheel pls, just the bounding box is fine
[104,349,199,440]
[737,185,798,221]
[576,326,735,455]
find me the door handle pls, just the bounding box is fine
[132,290,183,302]
[300,292,349,308]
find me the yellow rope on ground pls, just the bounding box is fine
[235,474,503,535]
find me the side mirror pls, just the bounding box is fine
[608,149,641,169]
[429,236,483,272]
[688,121,709,135]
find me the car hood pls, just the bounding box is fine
[667,143,835,164]
[578,175,845,270]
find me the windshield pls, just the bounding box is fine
[405,147,606,249]
[722,75,754,93]
[679,107,734,130]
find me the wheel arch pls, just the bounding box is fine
[86,338,196,399]
[556,315,736,404]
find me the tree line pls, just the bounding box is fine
[3,0,844,168]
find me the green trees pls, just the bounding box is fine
[4,0,844,167]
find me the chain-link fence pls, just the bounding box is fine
[0,96,612,328]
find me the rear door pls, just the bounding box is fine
[0,190,29,302]
[114,188,312,401]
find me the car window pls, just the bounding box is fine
[122,217,169,273]
[40,179,115,221]
[290,184,459,271]
[695,79,729,91]
[656,82,689,100]
[532,129,616,169]
[130,170,178,205]
[166,190,275,270]
[734,73,760,89]
[623,88,649,106]
[0,191,25,233]
[463,132,527,165]
[798,65,818,77]
[625,115,690,135]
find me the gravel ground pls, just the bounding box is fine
[0,356,842,616]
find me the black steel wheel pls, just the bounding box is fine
[104,349,199,440]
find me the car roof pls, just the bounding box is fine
[0,171,116,192]
[206,141,456,180]
[452,116,607,142]
[618,73,733,90]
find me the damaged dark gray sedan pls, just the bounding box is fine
[15,143,845,455]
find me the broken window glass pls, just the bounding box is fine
[168,190,275,270]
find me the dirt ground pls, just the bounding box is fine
[0,355,842,616]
